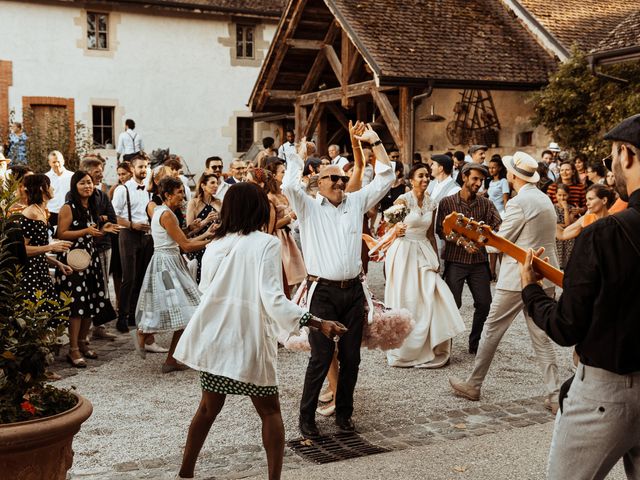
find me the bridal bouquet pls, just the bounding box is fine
[383,204,408,225]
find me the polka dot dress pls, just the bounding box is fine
[19,217,58,308]
[197,313,313,397]
[54,203,107,319]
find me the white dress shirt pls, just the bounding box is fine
[112,178,151,225]
[215,180,229,202]
[428,175,461,204]
[173,232,304,386]
[332,155,349,170]
[277,142,296,161]
[116,129,144,155]
[45,167,73,214]
[282,153,394,281]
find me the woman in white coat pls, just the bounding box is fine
[173,183,346,480]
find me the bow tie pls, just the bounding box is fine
[136,185,145,191]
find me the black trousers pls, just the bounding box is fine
[118,229,153,325]
[444,261,492,351]
[300,281,365,423]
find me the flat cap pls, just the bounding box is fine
[431,154,453,171]
[468,145,488,154]
[460,162,489,177]
[603,114,640,149]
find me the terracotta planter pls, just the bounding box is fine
[0,393,93,480]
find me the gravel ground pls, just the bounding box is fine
[62,262,575,473]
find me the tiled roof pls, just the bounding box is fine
[517,0,638,52]
[329,0,557,85]
[30,0,285,17]
[592,9,640,53]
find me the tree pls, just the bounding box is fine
[531,49,640,161]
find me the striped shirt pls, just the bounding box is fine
[546,183,586,209]
[435,192,502,264]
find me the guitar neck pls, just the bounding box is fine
[488,234,564,287]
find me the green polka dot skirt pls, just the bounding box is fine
[200,372,278,397]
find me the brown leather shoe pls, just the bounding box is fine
[449,377,480,401]
[92,325,117,341]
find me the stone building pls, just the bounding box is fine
[0,0,283,178]
[249,0,639,165]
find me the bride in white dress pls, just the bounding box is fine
[385,164,465,368]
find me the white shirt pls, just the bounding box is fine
[283,153,394,281]
[428,175,461,204]
[45,167,73,214]
[215,180,229,202]
[173,232,304,386]
[361,164,374,187]
[112,178,151,225]
[116,129,144,155]
[332,155,349,170]
[179,174,192,202]
[277,142,296,161]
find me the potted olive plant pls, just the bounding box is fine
[0,181,92,479]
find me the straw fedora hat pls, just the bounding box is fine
[503,151,540,183]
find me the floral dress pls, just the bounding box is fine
[555,204,575,270]
[54,203,107,318]
[19,217,58,308]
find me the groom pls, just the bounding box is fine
[282,124,394,438]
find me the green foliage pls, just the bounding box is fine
[22,107,93,173]
[531,50,640,161]
[0,181,75,424]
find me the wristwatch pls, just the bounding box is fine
[371,139,382,147]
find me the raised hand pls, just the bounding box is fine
[354,123,380,145]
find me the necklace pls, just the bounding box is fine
[34,204,49,222]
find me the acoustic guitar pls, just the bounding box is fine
[442,212,564,287]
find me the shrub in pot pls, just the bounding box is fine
[0,180,93,479]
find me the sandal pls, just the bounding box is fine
[78,340,98,359]
[66,348,87,368]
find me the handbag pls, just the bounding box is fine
[67,248,91,271]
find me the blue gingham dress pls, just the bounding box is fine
[135,205,201,333]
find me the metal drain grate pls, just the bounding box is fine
[287,432,390,464]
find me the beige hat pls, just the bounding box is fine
[504,151,540,183]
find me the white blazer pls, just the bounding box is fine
[173,231,305,386]
[489,183,559,291]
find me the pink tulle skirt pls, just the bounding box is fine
[282,282,414,352]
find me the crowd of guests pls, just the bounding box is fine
[1,118,630,479]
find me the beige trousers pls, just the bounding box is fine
[466,288,560,400]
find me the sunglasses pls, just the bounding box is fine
[602,154,612,171]
[390,155,400,159]
[320,174,349,184]
[210,165,223,170]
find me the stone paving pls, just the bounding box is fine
[70,388,555,479]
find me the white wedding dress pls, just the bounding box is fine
[385,192,465,368]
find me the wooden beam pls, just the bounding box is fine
[326,102,350,131]
[256,0,308,111]
[299,80,394,106]
[268,90,299,100]
[341,29,352,108]
[285,38,323,50]
[301,20,341,94]
[295,100,307,142]
[323,45,343,86]
[370,87,402,148]
[399,87,412,165]
[317,113,328,155]
[303,101,325,139]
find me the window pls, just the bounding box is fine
[236,117,254,152]
[236,25,255,59]
[516,131,534,147]
[92,106,114,148]
[87,12,109,50]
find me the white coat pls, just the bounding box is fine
[173,231,305,386]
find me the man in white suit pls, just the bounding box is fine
[449,151,561,412]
